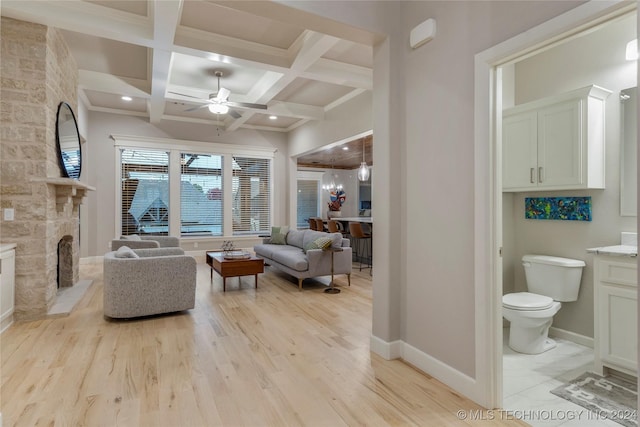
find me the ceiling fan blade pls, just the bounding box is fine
[216,87,231,102]
[229,110,242,119]
[168,91,205,100]
[226,101,268,110]
[184,104,211,112]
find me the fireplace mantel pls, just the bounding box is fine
[31,178,95,212]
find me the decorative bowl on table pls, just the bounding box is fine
[223,250,251,260]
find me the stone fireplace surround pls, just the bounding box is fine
[1,18,92,320]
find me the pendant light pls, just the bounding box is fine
[357,138,370,181]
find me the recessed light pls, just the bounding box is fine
[269,115,277,120]
[342,147,349,151]
[121,96,132,102]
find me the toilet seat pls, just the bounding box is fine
[503,292,554,311]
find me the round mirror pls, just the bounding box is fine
[55,102,82,179]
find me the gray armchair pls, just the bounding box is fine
[103,247,196,319]
[111,235,180,250]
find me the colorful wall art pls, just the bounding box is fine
[525,197,592,221]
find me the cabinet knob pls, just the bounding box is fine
[530,168,536,184]
[538,167,544,183]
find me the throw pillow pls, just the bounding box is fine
[303,236,333,253]
[114,245,139,258]
[271,226,289,245]
[121,234,142,241]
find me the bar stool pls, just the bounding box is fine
[327,220,348,236]
[348,222,372,273]
[314,218,326,232]
[308,217,318,230]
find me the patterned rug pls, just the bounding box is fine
[550,372,637,427]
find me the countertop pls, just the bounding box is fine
[333,217,373,223]
[587,245,637,257]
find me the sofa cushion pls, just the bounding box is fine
[115,245,139,258]
[304,236,333,253]
[271,247,308,272]
[254,244,277,259]
[301,230,329,249]
[301,230,343,249]
[271,226,289,245]
[286,229,305,248]
[327,232,343,249]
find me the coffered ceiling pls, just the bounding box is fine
[1,0,374,133]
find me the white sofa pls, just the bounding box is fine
[254,229,352,290]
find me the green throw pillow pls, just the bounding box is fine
[304,236,333,253]
[271,226,289,245]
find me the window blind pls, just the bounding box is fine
[297,179,319,228]
[120,148,169,236]
[180,153,223,237]
[232,157,271,235]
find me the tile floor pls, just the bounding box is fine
[503,330,626,427]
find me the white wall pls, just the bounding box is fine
[281,0,585,402]
[506,12,637,339]
[84,111,288,257]
[400,0,585,379]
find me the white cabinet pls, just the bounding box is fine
[0,244,16,333]
[503,85,611,192]
[593,255,637,377]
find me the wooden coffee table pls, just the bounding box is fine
[206,252,264,292]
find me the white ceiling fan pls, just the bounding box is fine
[169,70,268,118]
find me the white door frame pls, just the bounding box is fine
[474,0,636,409]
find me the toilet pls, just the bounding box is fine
[503,254,585,354]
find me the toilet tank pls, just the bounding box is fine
[522,255,585,302]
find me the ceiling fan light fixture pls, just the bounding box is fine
[208,103,229,114]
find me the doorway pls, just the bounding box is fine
[475,1,638,409]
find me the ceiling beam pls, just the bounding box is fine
[1,0,153,46]
[148,0,183,123]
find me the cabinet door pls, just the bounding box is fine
[503,111,537,190]
[598,284,637,373]
[537,99,582,188]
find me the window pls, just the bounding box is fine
[232,157,271,235]
[297,180,319,228]
[120,148,169,236]
[180,153,223,237]
[114,135,275,238]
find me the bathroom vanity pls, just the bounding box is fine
[588,245,637,377]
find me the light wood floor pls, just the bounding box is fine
[1,261,526,426]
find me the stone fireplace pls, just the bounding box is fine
[1,17,91,320]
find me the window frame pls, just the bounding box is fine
[112,134,275,239]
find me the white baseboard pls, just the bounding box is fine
[549,327,593,348]
[370,336,480,405]
[370,335,403,359]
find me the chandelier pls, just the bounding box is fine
[322,159,343,192]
